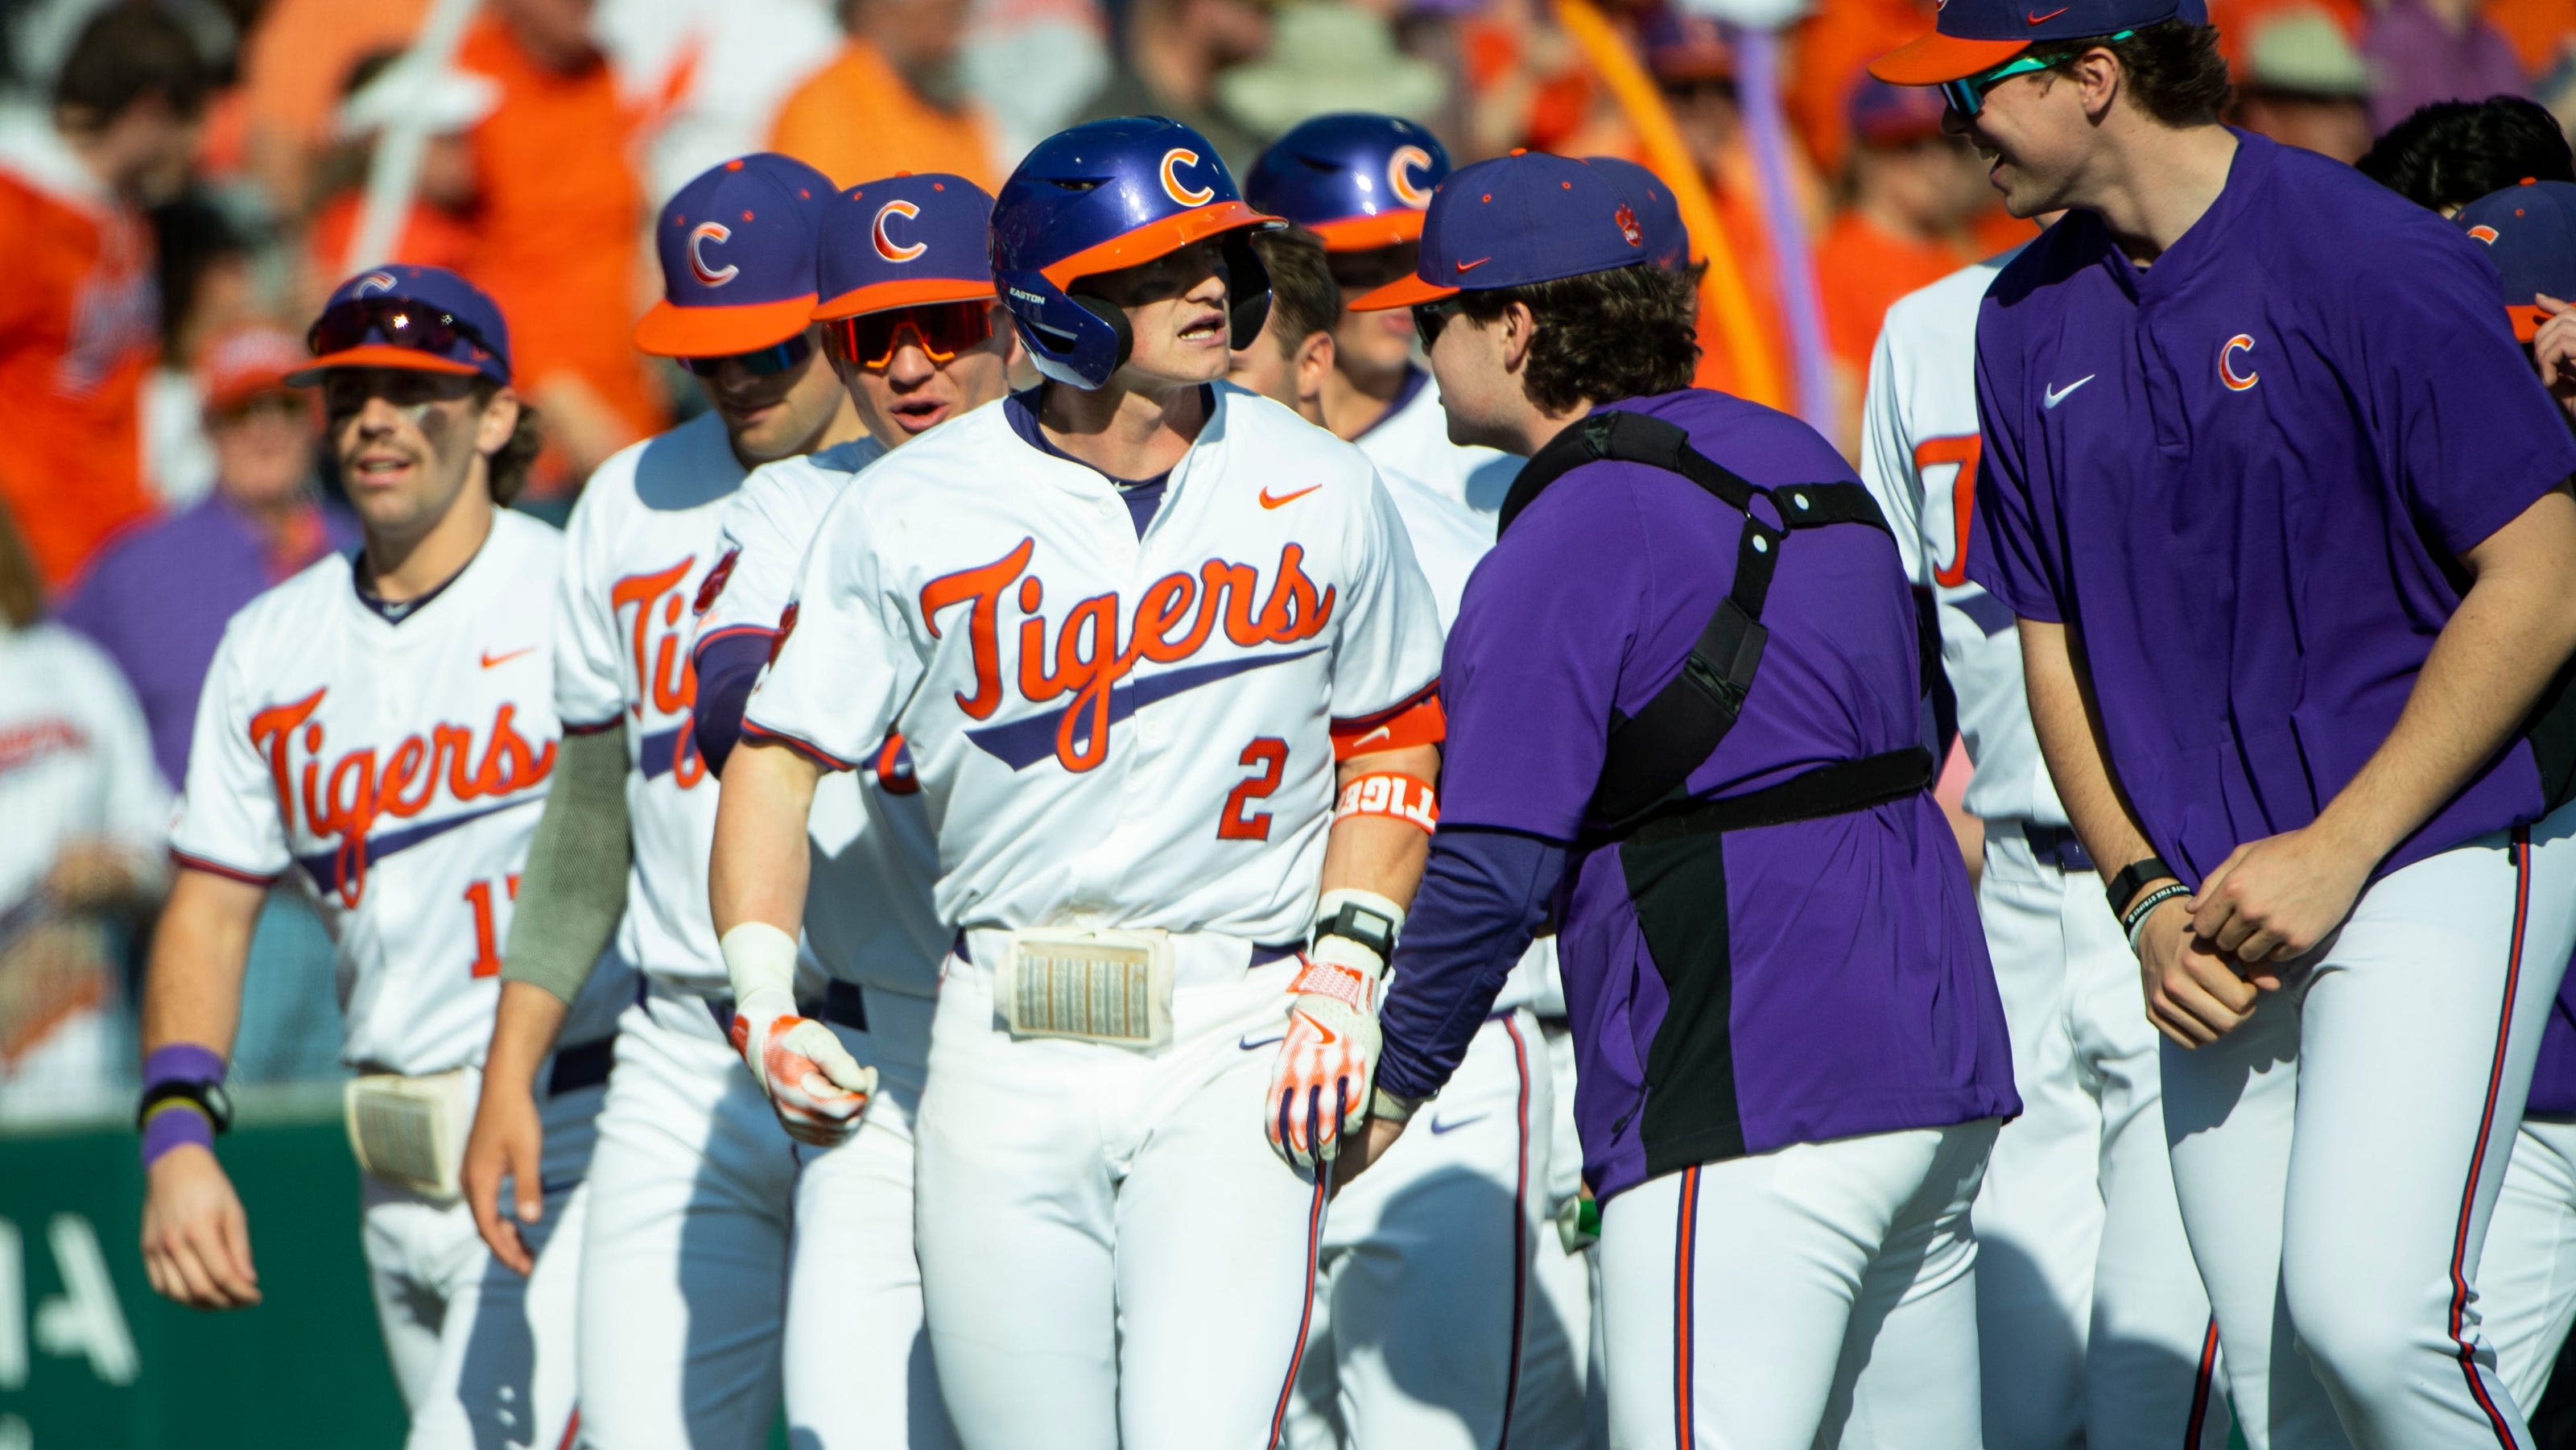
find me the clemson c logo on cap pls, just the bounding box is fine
[689,222,739,287]
[873,200,927,263]
[1161,148,1216,207]
[2468,224,2501,243]
[2220,334,2260,391]
[1389,147,1436,209]
[357,271,398,295]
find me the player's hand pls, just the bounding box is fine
[1266,944,1383,1171]
[2534,294,2576,428]
[2136,896,2270,1048]
[463,1076,545,1274]
[140,1143,260,1308]
[2186,823,2370,966]
[1328,1113,1410,1195]
[730,993,875,1147]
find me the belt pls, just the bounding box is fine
[2020,821,2096,874]
[701,979,869,1035]
[547,1038,615,1096]
[952,932,1303,969]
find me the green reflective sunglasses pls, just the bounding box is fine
[1938,31,2132,119]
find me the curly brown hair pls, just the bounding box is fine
[1454,261,1701,414]
[2037,20,2231,130]
[473,384,543,507]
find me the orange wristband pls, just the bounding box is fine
[1334,771,1438,833]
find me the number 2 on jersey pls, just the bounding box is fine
[1219,739,1288,840]
[464,874,523,978]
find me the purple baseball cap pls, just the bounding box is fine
[634,153,834,358]
[1849,76,1951,144]
[815,172,997,320]
[1581,155,1690,269]
[291,263,510,386]
[1639,8,1736,84]
[1350,150,1651,310]
[1872,0,2187,85]
[2458,179,2576,342]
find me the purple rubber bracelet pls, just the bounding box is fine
[139,1043,228,1169]
[141,1101,216,1167]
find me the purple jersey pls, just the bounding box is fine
[1392,386,2016,1202]
[1968,131,2576,890]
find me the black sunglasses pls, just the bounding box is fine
[683,333,815,378]
[308,296,493,361]
[1413,296,1468,351]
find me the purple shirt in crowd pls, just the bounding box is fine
[1377,386,2017,1203]
[2359,0,2529,137]
[1969,131,2576,893]
[58,494,357,787]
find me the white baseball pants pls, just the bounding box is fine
[2486,1115,2576,1407]
[363,1074,598,1450]
[1973,828,2227,1450]
[574,984,949,1450]
[911,939,1324,1450]
[1534,1018,1610,1448]
[2161,803,2576,1450]
[1598,1117,2000,1450]
[1286,1007,1586,1450]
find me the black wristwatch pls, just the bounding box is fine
[1314,898,1399,967]
[2104,855,2176,919]
[138,1078,234,1134]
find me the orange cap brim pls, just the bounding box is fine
[1308,211,1427,253]
[815,276,997,320]
[1349,271,1458,312]
[2512,305,2545,343]
[1039,202,1286,288]
[1868,30,2030,85]
[632,294,818,358]
[286,345,486,386]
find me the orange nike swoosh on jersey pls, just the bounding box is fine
[1259,484,1323,510]
[480,647,534,669]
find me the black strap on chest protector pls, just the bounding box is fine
[1504,410,1926,838]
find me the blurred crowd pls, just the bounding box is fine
[0,0,2566,1120]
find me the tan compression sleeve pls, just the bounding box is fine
[500,725,632,1005]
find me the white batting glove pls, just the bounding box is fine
[1267,935,1387,1171]
[720,923,875,1147]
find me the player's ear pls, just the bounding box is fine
[1501,301,1538,374]
[474,386,522,458]
[1294,330,1335,409]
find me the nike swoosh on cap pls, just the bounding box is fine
[2027,6,2069,20]
[1454,257,1492,273]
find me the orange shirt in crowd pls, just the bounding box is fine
[768,38,1003,192]
[1789,0,1933,176]
[2483,0,2574,74]
[1815,209,1976,372]
[241,0,431,149]
[453,16,663,461]
[0,117,160,589]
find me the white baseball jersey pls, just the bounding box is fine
[745,386,1444,947]
[171,512,625,1073]
[1352,367,1516,623]
[0,622,168,919]
[700,436,947,999]
[1857,251,2066,830]
[554,411,745,995]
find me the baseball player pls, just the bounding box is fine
[1339,148,2017,1450]
[1859,249,2226,1449]
[685,168,1022,1445]
[1873,2,2576,1442]
[706,116,1447,1450]
[450,152,888,1450]
[2452,179,2576,1410]
[138,265,633,1450]
[1245,114,1585,1450]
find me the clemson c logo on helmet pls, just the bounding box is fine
[1160,148,1216,207]
[2220,333,2259,391]
[1389,146,1436,209]
[2468,224,2501,243]
[688,222,738,287]
[873,200,927,262]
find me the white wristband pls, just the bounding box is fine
[720,921,801,1015]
